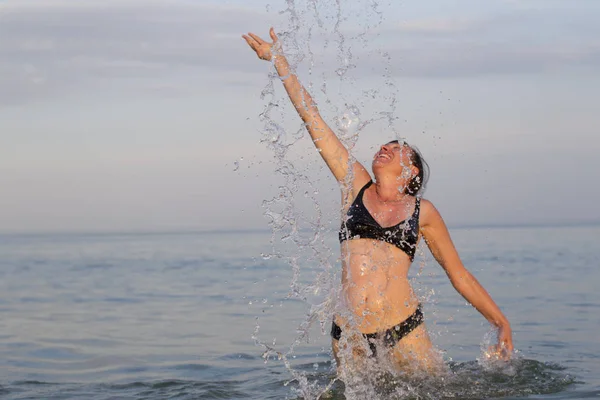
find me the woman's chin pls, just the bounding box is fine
[372,160,386,169]
[372,161,395,173]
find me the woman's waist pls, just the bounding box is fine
[341,275,412,296]
[340,279,418,312]
[342,282,416,305]
[340,258,414,307]
[341,257,412,287]
[335,298,422,334]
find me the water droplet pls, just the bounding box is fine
[336,105,361,138]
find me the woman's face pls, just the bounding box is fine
[372,142,416,180]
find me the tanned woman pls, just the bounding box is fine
[243,28,513,372]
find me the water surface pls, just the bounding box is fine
[0,226,598,399]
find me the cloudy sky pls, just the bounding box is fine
[1,0,599,233]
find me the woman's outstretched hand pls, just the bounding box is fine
[242,27,279,61]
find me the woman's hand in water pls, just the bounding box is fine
[242,27,279,61]
[487,322,513,360]
[497,322,514,359]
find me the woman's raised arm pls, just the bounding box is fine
[242,28,370,189]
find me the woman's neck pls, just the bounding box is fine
[373,176,408,202]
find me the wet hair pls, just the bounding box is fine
[388,140,430,196]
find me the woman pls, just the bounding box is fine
[242,28,513,371]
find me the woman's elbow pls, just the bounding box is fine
[448,271,473,293]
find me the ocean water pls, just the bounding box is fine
[0,226,599,399]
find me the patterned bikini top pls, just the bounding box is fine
[339,181,420,261]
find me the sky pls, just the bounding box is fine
[0,0,599,233]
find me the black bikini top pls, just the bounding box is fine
[339,181,421,261]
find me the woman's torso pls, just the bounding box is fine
[337,181,422,333]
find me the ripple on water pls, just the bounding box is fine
[169,363,210,371]
[42,337,122,347]
[216,353,258,361]
[29,347,88,361]
[12,380,61,385]
[107,379,251,399]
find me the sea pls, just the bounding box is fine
[1,225,599,399]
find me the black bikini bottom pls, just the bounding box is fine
[331,304,424,356]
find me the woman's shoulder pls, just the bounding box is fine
[417,198,444,226]
[418,197,433,207]
[341,171,372,197]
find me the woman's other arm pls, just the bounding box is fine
[419,200,514,358]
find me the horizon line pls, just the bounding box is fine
[1,220,599,236]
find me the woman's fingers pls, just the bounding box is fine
[498,325,514,354]
[242,35,257,50]
[248,32,266,45]
[495,337,513,360]
[485,343,511,361]
[245,34,262,46]
[269,27,278,42]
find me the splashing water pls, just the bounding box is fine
[253,1,396,398]
[250,1,575,399]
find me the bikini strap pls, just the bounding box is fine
[357,180,373,200]
[413,197,421,218]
